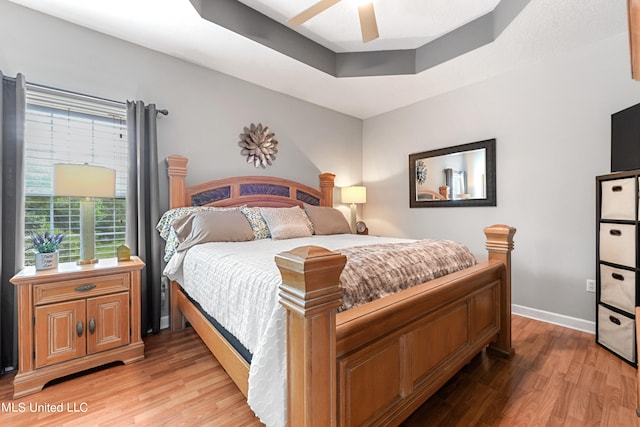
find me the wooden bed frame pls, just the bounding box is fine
[165,155,516,426]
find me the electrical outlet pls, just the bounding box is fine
[586,279,596,293]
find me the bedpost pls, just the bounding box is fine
[319,173,336,207]
[169,280,186,332]
[276,246,347,427]
[484,224,516,358]
[166,155,188,332]
[166,155,188,209]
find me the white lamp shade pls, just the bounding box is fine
[54,164,116,198]
[341,186,367,204]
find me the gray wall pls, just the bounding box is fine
[0,0,363,216]
[362,33,640,326]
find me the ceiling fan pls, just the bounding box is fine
[288,0,379,43]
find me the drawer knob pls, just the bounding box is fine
[77,320,83,337]
[609,315,621,326]
[89,318,95,334]
[612,273,625,281]
[75,284,96,292]
[609,229,622,236]
[612,185,623,192]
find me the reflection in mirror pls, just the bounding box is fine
[417,148,485,201]
[409,139,496,208]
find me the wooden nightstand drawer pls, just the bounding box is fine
[33,273,129,306]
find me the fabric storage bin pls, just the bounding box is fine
[599,223,636,268]
[600,264,636,313]
[597,304,636,363]
[600,178,637,220]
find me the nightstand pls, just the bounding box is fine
[10,257,145,398]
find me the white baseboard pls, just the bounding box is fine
[512,304,595,335]
[160,315,169,330]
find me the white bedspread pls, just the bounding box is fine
[163,234,411,427]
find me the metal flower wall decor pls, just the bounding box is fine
[238,123,279,168]
[416,160,427,184]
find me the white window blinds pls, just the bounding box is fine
[24,85,128,265]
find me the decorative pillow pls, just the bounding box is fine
[156,206,239,261]
[303,204,352,235]
[301,209,315,234]
[240,206,271,240]
[173,210,254,252]
[260,206,313,240]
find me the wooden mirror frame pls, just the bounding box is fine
[409,139,497,208]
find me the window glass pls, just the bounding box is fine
[24,86,128,265]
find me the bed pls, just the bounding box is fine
[164,154,516,426]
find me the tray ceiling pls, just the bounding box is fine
[237,0,502,52]
[5,0,628,118]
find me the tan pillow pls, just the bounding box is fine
[157,206,240,261]
[260,206,313,240]
[174,210,254,252]
[303,204,352,235]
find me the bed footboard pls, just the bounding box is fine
[276,224,516,426]
[277,246,347,426]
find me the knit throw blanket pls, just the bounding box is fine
[339,239,477,311]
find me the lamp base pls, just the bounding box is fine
[79,198,97,265]
[350,203,357,233]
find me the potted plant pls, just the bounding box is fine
[31,232,65,270]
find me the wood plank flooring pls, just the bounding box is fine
[0,315,637,426]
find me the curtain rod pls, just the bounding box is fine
[26,82,169,116]
[26,82,125,107]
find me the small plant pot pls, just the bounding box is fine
[35,251,58,271]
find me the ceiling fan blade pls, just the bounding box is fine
[358,2,379,43]
[288,0,341,26]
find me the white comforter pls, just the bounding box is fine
[163,234,411,427]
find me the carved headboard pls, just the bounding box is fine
[166,155,335,209]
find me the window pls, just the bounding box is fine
[24,85,128,265]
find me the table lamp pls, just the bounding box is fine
[341,186,366,233]
[54,163,116,265]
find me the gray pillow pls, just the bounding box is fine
[303,204,352,235]
[173,210,254,252]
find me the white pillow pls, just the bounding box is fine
[260,206,313,240]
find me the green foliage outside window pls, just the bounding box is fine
[24,195,126,266]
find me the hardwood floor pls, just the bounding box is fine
[0,329,261,426]
[0,315,637,426]
[402,316,639,427]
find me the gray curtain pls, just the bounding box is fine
[126,101,162,335]
[0,72,26,372]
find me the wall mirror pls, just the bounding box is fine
[409,139,496,208]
